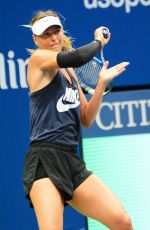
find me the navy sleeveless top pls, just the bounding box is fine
[30,69,80,147]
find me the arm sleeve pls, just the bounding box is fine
[57,40,101,68]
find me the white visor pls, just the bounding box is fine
[32,16,62,36]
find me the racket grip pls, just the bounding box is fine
[100,26,109,39]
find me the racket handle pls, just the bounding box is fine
[99,26,109,39]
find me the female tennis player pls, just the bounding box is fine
[23,10,133,230]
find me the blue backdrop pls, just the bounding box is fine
[0,0,150,229]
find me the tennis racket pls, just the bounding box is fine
[74,27,113,96]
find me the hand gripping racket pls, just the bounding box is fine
[74,27,113,96]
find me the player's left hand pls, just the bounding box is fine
[99,61,130,83]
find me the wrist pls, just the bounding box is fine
[98,78,107,87]
[94,39,102,47]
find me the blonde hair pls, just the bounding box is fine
[28,10,73,53]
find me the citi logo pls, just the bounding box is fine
[96,99,150,130]
[0,50,29,90]
[83,0,150,13]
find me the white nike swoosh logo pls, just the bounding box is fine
[56,96,80,112]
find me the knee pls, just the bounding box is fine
[112,212,133,230]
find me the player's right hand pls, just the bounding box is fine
[94,27,111,46]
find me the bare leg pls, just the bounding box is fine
[67,174,133,230]
[29,178,64,230]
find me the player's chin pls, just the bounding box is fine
[49,45,62,52]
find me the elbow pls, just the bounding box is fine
[81,120,93,128]
[80,109,94,128]
[85,123,92,128]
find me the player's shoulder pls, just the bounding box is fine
[30,49,55,59]
[28,49,40,63]
[28,49,52,66]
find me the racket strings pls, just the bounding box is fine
[74,55,113,96]
[74,58,102,88]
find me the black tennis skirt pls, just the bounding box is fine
[23,141,92,208]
